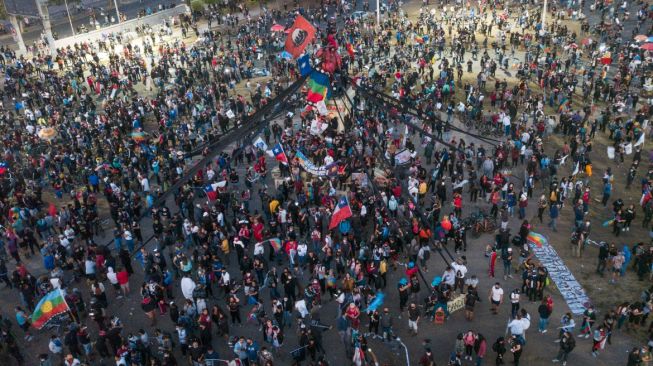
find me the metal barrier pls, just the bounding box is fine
[53,4,189,49]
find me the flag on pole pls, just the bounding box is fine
[266,238,282,252]
[31,289,70,329]
[572,161,580,176]
[272,144,289,165]
[307,71,330,103]
[204,183,219,201]
[297,54,312,76]
[329,196,353,230]
[285,15,316,58]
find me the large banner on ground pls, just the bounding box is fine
[527,232,591,315]
[294,151,339,177]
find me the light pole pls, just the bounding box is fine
[113,0,121,23]
[541,0,547,35]
[36,0,56,55]
[63,0,75,35]
[8,15,27,54]
[376,0,380,26]
[395,338,411,366]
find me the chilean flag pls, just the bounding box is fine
[329,196,353,230]
[272,143,289,165]
[204,183,219,201]
[0,162,7,175]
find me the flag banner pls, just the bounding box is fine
[285,15,316,58]
[204,183,220,201]
[265,238,282,252]
[297,54,312,76]
[624,142,633,155]
[307,70,330,103]
[364,292,385,312]
[329,196,353,230]
[31,289,70,329]
[294,150,339,177]
[526,232,547,247]
[393,149,413,165]
[634,132,645,147]
[272,144,289,165]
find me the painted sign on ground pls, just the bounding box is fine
[447,294,466,314]
[528,233,591,314]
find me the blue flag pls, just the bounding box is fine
[297,54,312,76]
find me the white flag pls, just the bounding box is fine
[635,133,645,147]
[572,162,580,176]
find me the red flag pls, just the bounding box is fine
[329,196,353,230]
[285,15,316,58]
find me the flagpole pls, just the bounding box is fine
[60,288,78,324]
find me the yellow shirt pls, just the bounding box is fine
[269,200,279,215]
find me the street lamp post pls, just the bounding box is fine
[63,0,75,35]
[395,338,411,366]
[376,0,380,26]
[114,0,122,23]
[541,0,547,35]
[8,15,27,54]
[36,0,56,55]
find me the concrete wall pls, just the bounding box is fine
[53,4,189,49]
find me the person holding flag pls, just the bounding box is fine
[329,196,353,230]
[272,143,289,166]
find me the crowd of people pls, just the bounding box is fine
[0,0,650,365]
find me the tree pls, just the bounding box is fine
[190,0,205,13]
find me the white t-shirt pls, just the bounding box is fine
[491,286,504,302]
[510,292,520,304]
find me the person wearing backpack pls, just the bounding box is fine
[491,336,506,365]
[552,330,575,365]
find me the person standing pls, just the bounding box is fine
[548,203,559,232]
[591,325,607,357]
[408,303,421,336]
[510,289,520,319]
[14,306,32,341]
[492,337,507,365]
[489,283,504,315]
[48,335,64,363]
[509,335,523,366]
[538,298,552,333]
[474,333,487,366]
[552,331,575,366]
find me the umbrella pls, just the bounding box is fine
[37,127,57,141]
[581,37,592,46]
[634,34,648,42]
[641,43,653,51]
[270,24,285,32]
